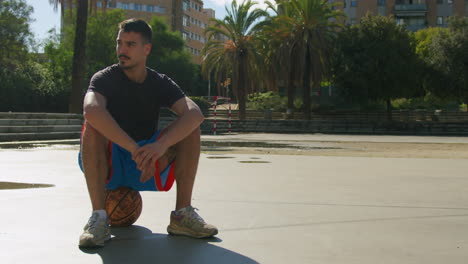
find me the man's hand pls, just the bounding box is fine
[132,142,168,182]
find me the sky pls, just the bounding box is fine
[26,0,275,43]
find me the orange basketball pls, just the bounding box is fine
[105,187,142,227]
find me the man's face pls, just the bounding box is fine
[116,30,151,70]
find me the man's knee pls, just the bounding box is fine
[187,127,201,141]
[82,123,108,152]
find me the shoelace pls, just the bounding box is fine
[186,206,205,223]
[86,213,100,232]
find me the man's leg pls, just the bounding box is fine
[161,125,218,238]
[79,122,111,248]
[155,125,200,209]
[81,122,109,210]
[174,127,201,210]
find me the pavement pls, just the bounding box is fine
[1,133,468,264]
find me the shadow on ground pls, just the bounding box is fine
[81,225,258,264]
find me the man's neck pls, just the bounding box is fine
[122,65,147,84]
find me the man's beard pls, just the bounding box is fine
[118,61,135,70]
[118,55,134,69]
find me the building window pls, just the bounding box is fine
[118,3,129,10]
[351,0,357,7]
[97,1,102,8]
[146,5,154,12]
[182,32,188,40]
[134,4,142,11]
[378,0,385,6]
[155,6,165,14]
[436,0,443,4]
[437,16,443,25]
[447,0,453,3]
[183,1,190,11]
[183,15,190,27]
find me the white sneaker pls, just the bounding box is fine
[79,212,111,248]
[167,206,218,238]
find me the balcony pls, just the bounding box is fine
[395,4,427,11]
[404,24,427,32]
[395,4,427,17]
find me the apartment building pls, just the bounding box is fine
[331,0,468,31]
[65,0,215,64]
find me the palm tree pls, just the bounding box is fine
[202,0,268,120]
[49,0,108,113]
[265,0,343,119]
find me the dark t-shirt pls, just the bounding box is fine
[88,64,185,141]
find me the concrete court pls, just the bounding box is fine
[0,134,468,264]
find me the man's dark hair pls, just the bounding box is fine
[118,18,152,44]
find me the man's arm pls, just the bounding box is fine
[157,96,204,149]
[132,96,204,180]
[83,91,139,154]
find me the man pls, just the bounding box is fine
[78,18,217,248]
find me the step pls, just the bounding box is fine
[0,125,82,133]
[0,119,83,126]
[0,132,81,142]
[0,112,82,119]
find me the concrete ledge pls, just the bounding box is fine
[0,119,82,126]
[0,132,82,141]
[0,112,83,119]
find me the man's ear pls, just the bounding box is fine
[145,43,152,56]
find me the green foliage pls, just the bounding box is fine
[43,30,74,98]
[247,92,286,111]
[391,94,445,110]
[0,0,66,112]
[203,0,269,119]
[86,9,126,78]
[331,15,423,107]
[414,27,447,58]
[426,17,468,103]
[0,0,33,69]
[147,16,197,94]
[45,9,126,82]
[262,0,344,118]
[189,96,211,113]
[0,61,66,112]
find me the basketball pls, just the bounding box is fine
[105,187,142,227]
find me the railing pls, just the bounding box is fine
[395,4,427,11]
[405,24,427,31]
[202,109,468,123]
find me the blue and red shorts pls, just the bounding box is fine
[78,130,176,192]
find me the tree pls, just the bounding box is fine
[331,15,423,120]
[0,0,63,112]
[50,0,106,113]
[263,0,343,119]
[68,0,88,113]
[86,8,125,76]
[147,17,197,95]
[413,27,448,102]
[427,17,468,103]
[203,0,268,120]
[44,8,125,89]
[414,27,447,59]
[0,0,33,69]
